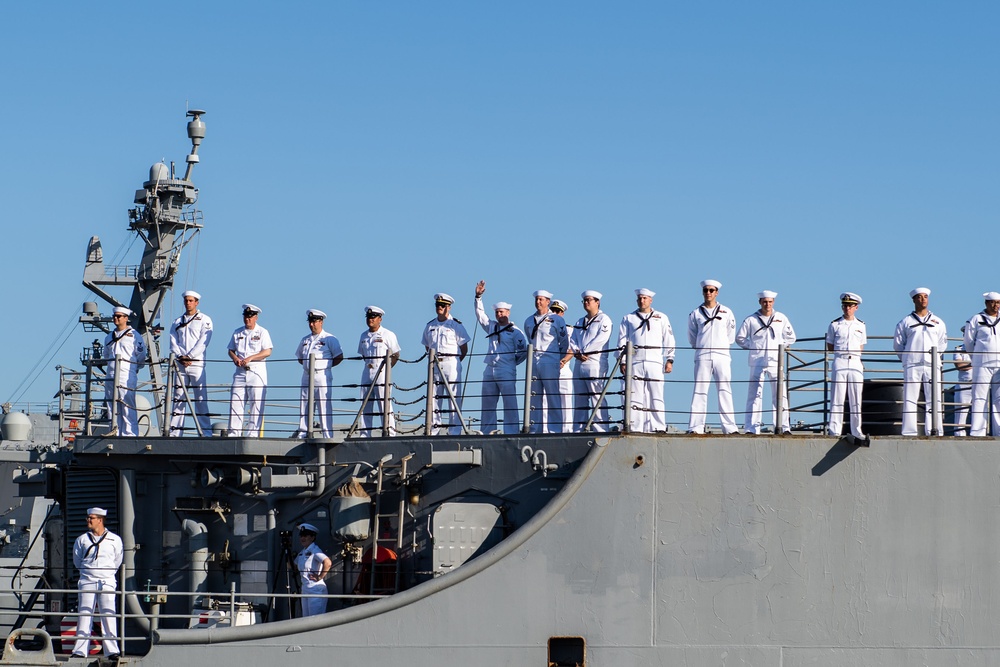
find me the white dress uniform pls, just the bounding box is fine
[474,298,527,434]
[687,305,738,434]
[952,344,972,436]
[227,324,273,437]
[826,316,867,439]
[422,316,471,435]
[570,311,613,432]
[296,331,343,438]
[73,527,124,656]
[618,310,675,432]
[357,326,401,437]
[168,311,214,436]
[524,311,569,433]
[103,326,146,437]
[736,310,797,434]
[964,308,1000,437]
[893,311,948,436]
[294,542,330,617]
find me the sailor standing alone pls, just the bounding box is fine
[72,507,123,659]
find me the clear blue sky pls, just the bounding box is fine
[2,3,997,429]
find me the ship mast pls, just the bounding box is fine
[80,110,207,426]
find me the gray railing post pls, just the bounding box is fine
[424,350,436,436]
[111,351,123,434]
[777,344,786,433]
[382,350,393,438]
[522,344,534,433]
[623,342,633,434]
[306,353,316,439]
[163,354,175,436]
[931,346,941,436]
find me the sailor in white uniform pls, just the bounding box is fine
[951,326,972,436]
[357,306,401,437]
[227,304,273,437]
[735,290,797,434]
[103,306,146,437]
[169,290,213,436]
[687,280,737,434]
[550,300,576,432]
[295,309,343,438]
[567,290,613,432]
[72,507,124,658]
[893,287,948,436]
[826,292,868,441]
[525,289,569,433]
[474,282,527,434]
[618,288,675,432]
[963,291,1000,437]
[294,523,332,617]
[422,293,470,435]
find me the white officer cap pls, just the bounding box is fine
[533,290,553,300]
[87,507,107,517]
[307,309,326,320]
[701,279,722,289]
[581,290,602,300]
[434,293,454,305]
[298,523,318,533]
[242,303,261,315]
[182,290,201,301]
[365,305,385,317]
[551,299,568,313]
[757,290,778,299]
[635,288,655,297]
[493,302,512,311]
[984,292,1000,301]
[909,287,931,298]
[840,292,862,305]
[112,306,131,316]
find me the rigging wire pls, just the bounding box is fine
[6,301,86,405]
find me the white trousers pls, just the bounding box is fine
[170,363,212,436]
[432,358,463,435]
[74,579,119,656]
[529,357,564,433]
[480,365,519,434]
[359,370,396,438]
[558,365,575,432]
[689,357,736,434]
[901,365,940,436]
[300,581,328,617]
[574,360,609,432]
[628,360,665,433]
[953,383,971,436]
[299,370,334,438]
[743,362,790,434]
[229,369,266,437]
[104,378,138,437]
[970,366,1000,437]
[828,367,864,439]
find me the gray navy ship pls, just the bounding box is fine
[0,112,991,667]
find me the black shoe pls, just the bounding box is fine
[781,430,792,436]
[71,654,86,659]
[106,654,120,660]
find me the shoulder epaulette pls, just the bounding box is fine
[452,318,463,324]
[831,317,843,323]
[426,318,437,325]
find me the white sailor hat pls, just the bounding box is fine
[242,303,261,315]
[757,290,778,299]
[533,290,553,300]
[984,292,1000,301]
[365,305,385,317]
[434,293,454,305]
[909,287,931,298]
[492,301,512,311]
[307,309,326,320]
[298,523,318,534]
[550,299,568,313]
[635,288,655,298]
[112,306,131,316]
[701,279,722,289]
[87,507,107,517]
[581,290,602,300]
[182,290,201,301]
[840,292,862,305]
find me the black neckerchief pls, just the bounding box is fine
[635,310,653,332]
[699,305,721,327]
[488,323,513,339]
[979,314,1000,335]
[753,313,776,338]
[909,312,935,328]
[174,313,198,331]
[83,531,108,561]
[111,328,132,344]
